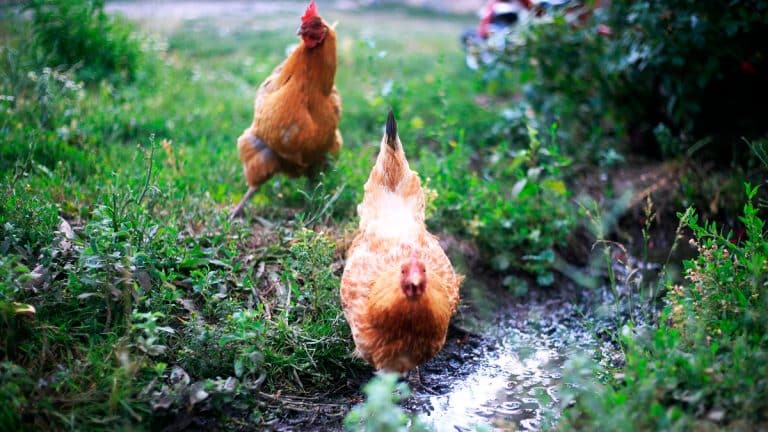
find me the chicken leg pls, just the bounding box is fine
[228,186,257,220]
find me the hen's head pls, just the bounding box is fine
[298,0,328,49]
[400,253,427,299]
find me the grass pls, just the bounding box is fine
[0,3,578,429]
[3,1,766,430]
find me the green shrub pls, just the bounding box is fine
[495,1,768,160]
[424,123,577,285]
[26,0,145,82]
[559,184,768,430]
[495,14,618,162]
[607,0,768,156]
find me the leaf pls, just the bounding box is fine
[510,178,528,199]
[234,357,244,378]
[527,167,543,181]
[492,254,511,271]
[12,303,36,316]
[536,272,555,286]
[541,178,567,195]
[207,259,232,269]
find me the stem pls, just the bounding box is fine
[136,134,155,208]
[604,245,620,327]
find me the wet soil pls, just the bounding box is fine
[409,283,604,432]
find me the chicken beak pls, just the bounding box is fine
[408,271,422,288]
[296,25,305,36]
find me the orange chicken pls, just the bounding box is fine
[230,0,342,219]
[340,112,463,373]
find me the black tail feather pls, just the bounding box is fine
[385,110,397,149]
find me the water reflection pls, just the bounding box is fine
[415,303,595,431]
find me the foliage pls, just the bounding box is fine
[492,1,768,160]
[424,122,577,283]
[494,13,617,162]
[263,229,355,388]
[344,373,428,432]
[559,185,768,430]
[606,0,768,153]
[26,0,146,82]
[0,183,59,256]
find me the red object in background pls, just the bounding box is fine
[740,60,757,75]
[597,23,613,36]
[477,0,497,38]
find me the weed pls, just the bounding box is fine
[560,185,768,430]
[424,122,577,283]
[344,373,428,432]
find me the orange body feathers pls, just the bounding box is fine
[340,112,463,373]
[231,0,342,218]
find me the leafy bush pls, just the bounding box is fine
[607,0,768,156]
[495,14,617,162]
[26,0,145,82]
[559,184,768,430]
[495,1,768,160]
[424,122,577,285]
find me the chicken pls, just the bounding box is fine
[229,0,342,219]
[340,111,463,374]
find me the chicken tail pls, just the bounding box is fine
[357,110,426,230]
[376,110,409,191]
[385,109,398,149]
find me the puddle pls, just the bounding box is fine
[406,289,601,432]
[419,344,562,431]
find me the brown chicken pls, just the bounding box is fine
[340,112,463,374]
[230,0,342,219]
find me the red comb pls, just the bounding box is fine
[301,0,318,23]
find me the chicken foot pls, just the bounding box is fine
[228,186,257,220]
[405,366,439,396]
